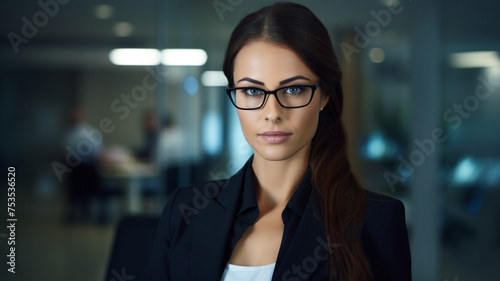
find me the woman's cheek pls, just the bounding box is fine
[298,110,319,140]
[238,112,256,146]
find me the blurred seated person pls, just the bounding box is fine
[64,105,104,223]
[136,109,158,163]
[156,113,196,197]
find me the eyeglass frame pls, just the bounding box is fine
[225,80,321,110]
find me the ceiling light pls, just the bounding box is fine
[94,5,114,19]
[109,48,160,66]
[161,49,207,66]
[449,51,500,68]
[380,0,400,7]
[369,47,386,63]
[201,71,228,86]
[113,22,134,37]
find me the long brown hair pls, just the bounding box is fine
[222,2,369,281]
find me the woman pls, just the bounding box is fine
[149,2,411,281]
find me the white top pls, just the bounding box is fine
[220,263,276,281]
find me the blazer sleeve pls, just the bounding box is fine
[148,187,181,281]
[369,199,412,281]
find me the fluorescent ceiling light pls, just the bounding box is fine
[449,51,500,68]
[201,71,228,86]
[369,47,385,63]
[94,5,114,19]
[113,22,134,37]
[380,0,400,7]
[161,49,207,66]
[109,48,160,65]
[109,48,208,66]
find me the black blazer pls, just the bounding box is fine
[148,158,412,281]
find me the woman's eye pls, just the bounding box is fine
[285,87,301,94]
[245,88,263,95]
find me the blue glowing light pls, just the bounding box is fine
[183,75,198,96]
[365,133,386,159]
[202,111,223,156]
[453,157,479,186]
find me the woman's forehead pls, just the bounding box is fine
[233,40,317,85]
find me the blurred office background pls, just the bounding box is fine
[0,0,499,280]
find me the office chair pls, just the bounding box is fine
[104,215,160,281]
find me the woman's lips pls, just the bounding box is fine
[258,131,292,144]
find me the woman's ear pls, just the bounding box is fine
[320,93,330,110]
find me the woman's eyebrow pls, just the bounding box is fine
[237,77,264,85]
[236,75,311,86]
[279,75,311,85]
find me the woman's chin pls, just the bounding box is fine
[253,146,304,162]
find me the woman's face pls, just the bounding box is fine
[233,40,329,162]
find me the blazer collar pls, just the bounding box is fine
[216,155,253,209]
[272,189,330,281]
[284,167,313,219]
[189,156,252,281]
[272,171,331,280]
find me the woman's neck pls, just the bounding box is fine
[251,144,310,210]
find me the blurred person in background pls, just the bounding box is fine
[136,109,159,163]
[156,112,194,197]
[63,105,104,223]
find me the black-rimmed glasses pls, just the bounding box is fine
[226,81,320,110]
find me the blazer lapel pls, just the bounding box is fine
[189,159,250,281]
[189,200,235,281]
[272,196,332,281]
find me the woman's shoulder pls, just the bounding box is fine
[364,189,405,211]
[361,190,412,278]
[361,189,408,238]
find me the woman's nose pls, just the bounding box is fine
[262,94,283,122]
